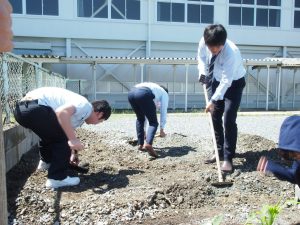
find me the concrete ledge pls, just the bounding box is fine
[4,125,39,172]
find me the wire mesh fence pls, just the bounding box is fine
[0,53,66,128]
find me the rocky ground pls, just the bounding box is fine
[6,113,300,225]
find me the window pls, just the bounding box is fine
[229,0,280,27]
[9,0,22,14]
[295,0,300,28]
[26,0,58,15]
[157,2,184,22]
[78,0,108,18]
[187,1,213,24]
[112,0,140,20]
[158,0,214,24]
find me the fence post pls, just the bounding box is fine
[2,54,10,123]
[0,105,8,225]
[35,63,42,88]
[184,64,189,112]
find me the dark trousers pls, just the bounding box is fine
[128,87,158,145]
[14,100,70,180]
[208,77,246,162]
[267,160,300,186]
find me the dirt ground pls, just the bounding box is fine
[6,120,300,225]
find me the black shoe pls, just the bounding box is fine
[204,154,224,164]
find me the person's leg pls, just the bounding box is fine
[223,77,245,163]
[14,102,70,180]
[128,89,146,146]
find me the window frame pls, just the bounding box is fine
[10,0,59,16]
[156,0,214,24]
[228,0,281,28]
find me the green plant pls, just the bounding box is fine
[245,199,299,225]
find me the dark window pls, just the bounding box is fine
[229,0,241,3]
[172,3,184,22]
[243,0,254,4]
[269,9,280,27]
[201,0,214,2]
[78,0,92,17]
[256,8,268,26]
[93,0,108,18]
[157,2,170,21]
[269,0,280,6]
[295,11,300,28]
[201,4,213,23]
[229,7,241,25]
[188,4,200,23]
[257,0,268,5]
[43,0,58,16]
[242,7,254,25]
[9,0,22,14]
[112,0,125,19]
[295,0,300,7]
[26,0,58,15]
[127,0,140,20]
[26,0,42,15]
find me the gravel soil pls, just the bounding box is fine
[6,112,300,225]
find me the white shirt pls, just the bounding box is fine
[135,82,169,129]
[197,37,246,102]
[26,87,92,128]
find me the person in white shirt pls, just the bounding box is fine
[198,24,246,172]
[128,82,169,158]
[13,87,111,188]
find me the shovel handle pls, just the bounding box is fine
[203,84,223,182]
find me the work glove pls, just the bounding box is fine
[198,74,206,85]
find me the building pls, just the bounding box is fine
[8,0,300,109]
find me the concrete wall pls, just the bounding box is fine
[4,126,39,172]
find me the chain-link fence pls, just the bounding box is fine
[0,52,66,128]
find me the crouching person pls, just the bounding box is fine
[13,87,111,188]
[257,115,300,187]
[128,82,169,158]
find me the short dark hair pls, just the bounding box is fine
[159,85,169,94]
[92,100,111,120]
[204,24,227,47]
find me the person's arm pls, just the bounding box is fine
[0,0,13,52]
[55,104,84,151]
[197,37,208,80]
[159,93,169,137]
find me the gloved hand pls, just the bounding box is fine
[198,74,206,85]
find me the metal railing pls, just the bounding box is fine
[0,53,66,127]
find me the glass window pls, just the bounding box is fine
[187,4,200,23]
[78,0,92,17]
[9,0,22,14]
[243,0,254,4]
[93,0,108,18]
[26,0,58,15]
[172,3,184,22]
[157,2,170,21]
[26,0,42,15]
[242,7,254,25]
[269,0,280,6]
[112,0,125,19]
[201,4,213,23]
[257,0,268,5]
[202,0,214,2]
[229,0,241,3]
[229,7,241,25]
[43,0,58,16]
[295,11,300,28]
[269,9,280,27]
[295,0,300,7]
[127,0,140,20]
[256,8,268,26]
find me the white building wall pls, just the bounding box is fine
[9,0,300,109]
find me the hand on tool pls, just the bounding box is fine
[68,138,84,151]
[198,74,206,85]
[70,150,79,166]
[205,102,214,113]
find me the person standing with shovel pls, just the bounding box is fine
[197,24,246,173]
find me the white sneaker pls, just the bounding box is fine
[45,176,80,188]
[37,160,50,170]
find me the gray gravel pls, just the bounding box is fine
[84,112,291,142]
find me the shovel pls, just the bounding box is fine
[200,76,233,187]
